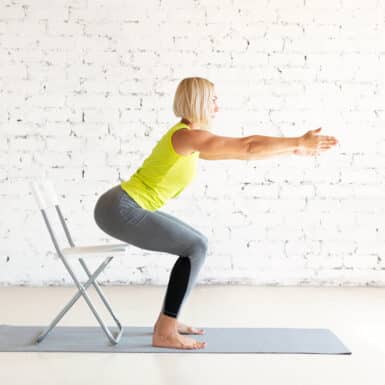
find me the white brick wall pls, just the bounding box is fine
[1,0,385,286]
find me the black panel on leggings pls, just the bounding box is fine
[162,256,191,318]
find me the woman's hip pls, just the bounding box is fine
[94,187,207,256]
[94,184,148,230]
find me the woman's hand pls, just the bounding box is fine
[296,127,338,156]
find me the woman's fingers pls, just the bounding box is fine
[318,137,338,147]
[305,135,338,151]
[319,136,337,142]
[315,134,338,144]
[296,135,338,154]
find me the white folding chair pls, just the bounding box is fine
[29,179,128,345]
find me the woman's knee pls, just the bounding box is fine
[201,234,209,251]
[188,234,209,257]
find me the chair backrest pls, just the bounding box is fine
[29,179,75,252]
[30,180,59,210]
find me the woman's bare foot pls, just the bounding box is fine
[177,321,205,335]
[152,312,206,350]
[153,313,205,335]
[152,331,206,350]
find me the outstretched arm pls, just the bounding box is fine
[199,144,297,160]
[199,128,338,160]
[174,126,338,160]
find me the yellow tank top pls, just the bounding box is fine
[120,121,200,211]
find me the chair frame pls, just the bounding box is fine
[29,180,127,345]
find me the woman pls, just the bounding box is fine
[93,77,338,350]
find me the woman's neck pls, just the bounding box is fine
[181,117,199,130]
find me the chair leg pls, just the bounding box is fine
[35,256,123,345]
[78,258,123,329]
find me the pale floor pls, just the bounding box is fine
[0,285,385,385]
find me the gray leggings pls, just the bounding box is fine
[93,184,208,319]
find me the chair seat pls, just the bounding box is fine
[61,243,129,256]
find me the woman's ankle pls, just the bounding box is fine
[155,312,178,332]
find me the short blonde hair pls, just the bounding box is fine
[173,77,215,130]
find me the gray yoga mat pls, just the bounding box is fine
[0,325,351,354]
